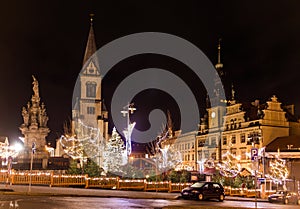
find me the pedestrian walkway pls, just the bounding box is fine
[0,184,268,202]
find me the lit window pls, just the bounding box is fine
[240,134,246,143]
[223,136,227,145]
[241,149,246,160]
[231,135,236,144]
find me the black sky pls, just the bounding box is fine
[1,1,300,145]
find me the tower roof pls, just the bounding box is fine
[215,38,223,70]
[83,14,97,65]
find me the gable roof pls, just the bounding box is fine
[266,135,300,152]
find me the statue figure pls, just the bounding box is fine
[22,107,29,125]
[31,111,37,124]
[32,75,39,98]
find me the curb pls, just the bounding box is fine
[0,191,180,200]
[0,186,269,202]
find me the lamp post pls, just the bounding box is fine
[249,130,262,209]
[121,103,136,161]
[28,142,36,193]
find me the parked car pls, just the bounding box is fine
[181,181,225,201]
[268,190,300,205]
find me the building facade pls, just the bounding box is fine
[169,41,300,185]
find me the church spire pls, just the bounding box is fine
[215,38,223,69]
[83,14,97,65]
[231,83,235,101]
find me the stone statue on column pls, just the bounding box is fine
[32,75,39,98]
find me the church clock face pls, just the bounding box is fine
[211,111,216,118]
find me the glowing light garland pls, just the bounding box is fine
[217,151,241,178]
[266,155,289,184]
[156,144,182,172]
[204,158,215,169]
[60,119,103,160]
[103,127,127,174]
[154,132,182,172]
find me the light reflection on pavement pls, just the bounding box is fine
[0,195,300,209]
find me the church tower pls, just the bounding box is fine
[207,39,227,130]
[206,39,227,162]
[72,14,109,141]
[19,76,50,169]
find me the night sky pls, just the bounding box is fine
[1,1,300,146]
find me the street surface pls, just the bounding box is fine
[0,195,300,209]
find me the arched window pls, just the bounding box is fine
[86,82,96,98]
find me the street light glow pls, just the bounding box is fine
[13,143,23,152]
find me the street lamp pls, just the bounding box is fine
[121,103,136,160]
[28,142,36,193]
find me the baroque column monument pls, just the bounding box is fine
[19,76,50,169]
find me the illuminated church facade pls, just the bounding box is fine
[71,16,109,140]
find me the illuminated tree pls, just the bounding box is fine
[217,151,241,178]
[266,156,289,185]
[60,120,102,175]
[102,127,126,175]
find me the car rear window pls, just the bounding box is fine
[191,182,205,188]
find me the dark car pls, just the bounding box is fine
[181,181,225,201]
[268,190,300,205]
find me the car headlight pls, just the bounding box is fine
[191,190,198,193]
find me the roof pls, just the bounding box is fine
[265,135,300,152]
[82,22,97,65]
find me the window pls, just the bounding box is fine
[211,152,216,160]
[192,154,194,161]
[223,136,227,145]
[87,107,95,114]
[231,135,236,144]
[241,149,246,160]
[204,150,209,159]
[240,134,246,143]
[198,151,202,159]
[213,183,220,189]
[86,82,96,98]
[222,151,227,160]
[211,137,216,146]
[231,149,237,156]
[198,140,204,147]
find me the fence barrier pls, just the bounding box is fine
[0,170,279,197]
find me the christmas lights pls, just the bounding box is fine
[59,119,103,161]
[102,127,126,174]
[266,155,289,184]
[217,151,241,178]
